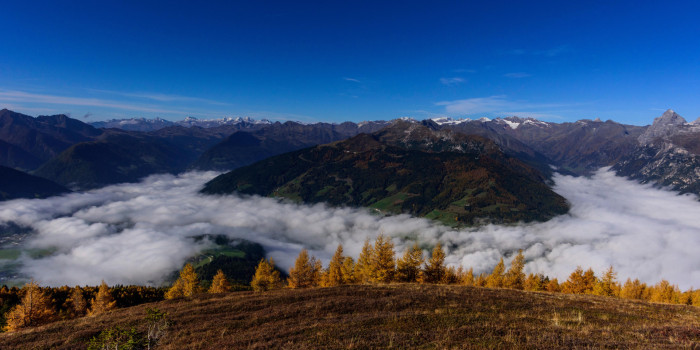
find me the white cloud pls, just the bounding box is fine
[435,95,571,119]
[0,169,698,289]
[439,77,465,86]
[503,72,532,78]
[343,77,361,83]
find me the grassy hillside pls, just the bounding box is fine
[2,284,698,349]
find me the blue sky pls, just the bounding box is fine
[1,1,699,125]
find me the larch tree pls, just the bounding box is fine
[593,266,619,297]
[562,267,597,294]
[546,278,561,293]
[486,257,506,288]
[650,280,679,304]
[504,250,525,290]
[395,243,424,283]
[354,238,374,284]
[288,249,316,289]
[4,280,56,332]
[209,269,233,293]
[422,242,446,284]
[251,258,282,292]
[370,234,395,283]
[70,285,88,317]
[523,273,546,291]
[460,267,475,286]
[89,281,117,316]
[620,278,647,300]
[322,244,346,287]
[341,256,356,284]
[165,263,202,299]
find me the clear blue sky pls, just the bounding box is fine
[2,0,700,125]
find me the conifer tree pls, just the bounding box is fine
[341,257,356,284]
[460,267,475,286]
[251,258,282,292]
[620,278,647,300]
[354,238,374,284]
[422,242,446,284]
[475,273,488,287]
[165,263,202,299]
[370,234,395,283]
[503,250,525,290]
[395,243,424,283]
[562,267,597,294]
[89,281,117,316]
[650,280,679,304]
[592,266,619,297]
[322,244,346,287]
[288,249,318,289]
[546,278,561,293]
[523,273,547,291]
[209,269,233,293]
[70,285,88,317]
[443,266,459,284]
[4,281,56,331]
[486,257,506,288]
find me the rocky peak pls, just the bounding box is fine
[638,109,687,145]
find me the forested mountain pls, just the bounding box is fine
[0,166,69,201]
[202,122,569,225]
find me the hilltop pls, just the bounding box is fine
[2,284,698,349]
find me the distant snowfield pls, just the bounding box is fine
[0,169,698,289]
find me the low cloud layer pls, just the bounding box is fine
[0,169,698,289]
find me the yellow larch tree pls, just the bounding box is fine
[4,280,56,332]
[620,278,648,300]
[341,256,356,284]
[209,269,233,293]
[486,257,506,288]
[422,242,446,284]
[165,263,202,299]
[354,238,374,284]
[322,244,346,287]
[370,234,395,283]
[562,267,596,294]
[504,250,525,290]
[395,243,424,283]
[460,267,475,286]
[546,278,561,292]
[251,258,282,292]
[288,249,317,289]
[69,285,88,317]
[592,266,620,297]
[89,280,117,316]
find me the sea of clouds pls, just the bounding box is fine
[0,169,698,289]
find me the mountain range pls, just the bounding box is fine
[1,107,699,224]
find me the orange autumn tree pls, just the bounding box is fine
[422,242,446,284]
[321,244,347,287]
[251,258,282,292]
[486,258,506,288]
[354,239,374,284]
[396,243,424,283]
[504,250,525,290]
[562,267,597,294]
[288,249,321,289]
[89,280,117,316]
[209,269,233,293]
[165,263,202,299]
[69,285,88,317]
[4,280,56,332]
[370,234,395,283]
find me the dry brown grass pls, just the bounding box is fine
[2,284,699,349]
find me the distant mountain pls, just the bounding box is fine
[192,121,390,171]
[202,123,569,225]
[90,116,273,132]
[0,166,69,201]
[614,110,700,195]
[33,127,227,189]
[0,109,103,170]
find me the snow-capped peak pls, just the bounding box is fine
[430,117,472,125]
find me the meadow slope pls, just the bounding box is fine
[2,284,699,349]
